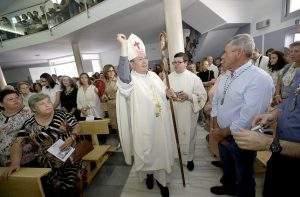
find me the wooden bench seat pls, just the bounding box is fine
[82,145,111,184]
[83,145,111,161]
[79,119,111,185]
[0,167,51,197]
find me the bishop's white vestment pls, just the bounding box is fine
[117,68,176,186]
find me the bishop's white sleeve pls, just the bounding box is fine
[117,79,134,98]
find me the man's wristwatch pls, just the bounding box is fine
[269,138,282,154]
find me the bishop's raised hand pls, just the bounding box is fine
[117,34,127,45]
[117,33,128,56]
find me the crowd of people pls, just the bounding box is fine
[0,65,118,196]
[0,32,299,197]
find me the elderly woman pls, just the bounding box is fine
[17,81,35,108]
[1,93,81,196]
[102,64,118,132]
[0,89,32,167]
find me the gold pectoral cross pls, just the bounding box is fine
[155,103,162,117]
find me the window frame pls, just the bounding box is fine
[282,0,300,22]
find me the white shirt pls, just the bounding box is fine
[42,84,61,105]
[211,60,274,132]
[77,85,104,118]
[207,64,219,78]
[253,55,269,73]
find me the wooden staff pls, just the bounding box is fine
[159,32,186,187]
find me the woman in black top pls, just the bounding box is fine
[196,60,215,87]
[60,76,80,120]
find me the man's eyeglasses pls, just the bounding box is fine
[172,61,185,65]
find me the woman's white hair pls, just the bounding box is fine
[227,34,255,58]
[28,93,50,112]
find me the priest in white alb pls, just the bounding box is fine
[115,33,176,197]
[167,52,207,171]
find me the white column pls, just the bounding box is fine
[0,66,7,90]
[72,43,84,75]
[163,0,185,71]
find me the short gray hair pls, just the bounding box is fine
[227,34,255,58]
[28,93,50,112]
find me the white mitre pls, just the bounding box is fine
[127,34,146,61]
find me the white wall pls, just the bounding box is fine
[3,67,31,84]
[193,27,239,61]
[198,0,254,23]
[182,0,226,34]
[3,62,49,84]
[145,42,161,61]
[251,0,298,37]
[99,49,121,68]
[99,42,161,68]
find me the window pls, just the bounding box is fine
[294,33,300,42]
[284,33,300,48]
[29,67,53,82]
[288,0,300,13]
[52,62,79,78]
[50,0,63,4]
[283,0,300,21]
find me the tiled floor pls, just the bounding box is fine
[84,152,132,197]
[121,125,265,197]
[85,125,265,197]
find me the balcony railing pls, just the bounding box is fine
[0,0,105,45]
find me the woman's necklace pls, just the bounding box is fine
[65,87,74,95]
[35,113,53,128]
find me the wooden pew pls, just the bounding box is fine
[79,119,112,185]
[0,167,51,197]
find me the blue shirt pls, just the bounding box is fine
[212,60,275,132]
[277,69,300,142]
